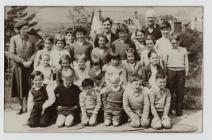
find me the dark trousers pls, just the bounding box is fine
[167,69,185,116]
[28,102,54,128]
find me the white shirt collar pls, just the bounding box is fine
[128,62,136,70]
[32,84,44,90]
[63,83,72,88]
[104,32,111,36]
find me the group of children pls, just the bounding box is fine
[24,19,189,130]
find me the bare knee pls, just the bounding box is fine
[56,115,65,127]
[151,118,162,129]
[162,120,172,129]
[89,117,97,126]
[65,114,74,127]
[130,119,140,128]
[141,118,150,128]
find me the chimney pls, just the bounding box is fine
[98,9,102,21]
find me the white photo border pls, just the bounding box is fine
[1,0,211,140]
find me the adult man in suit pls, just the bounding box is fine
[94,17,118,48]
[143,9,162,41]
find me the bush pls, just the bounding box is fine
[180,28,203,78]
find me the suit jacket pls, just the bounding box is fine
[142,24,162,40]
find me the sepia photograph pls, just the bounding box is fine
[4,6,203,133]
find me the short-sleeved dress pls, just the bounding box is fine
[10,34,36,98]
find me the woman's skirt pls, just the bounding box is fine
[11,64,33,99]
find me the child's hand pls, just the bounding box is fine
[41,106,46,115]
[41,109,45,115]
[23,61,32,68]
[57,106,62,110]
[72,106,78,110]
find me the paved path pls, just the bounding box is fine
[4,110,202,133]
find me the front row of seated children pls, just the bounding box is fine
[26,68,171,130]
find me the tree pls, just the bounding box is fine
[5,6,39,47]
[159,15,178,22]
[67,6,92,34]
[180,28,203,78]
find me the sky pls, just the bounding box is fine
[4,6,202,33]
[25,6,203,25]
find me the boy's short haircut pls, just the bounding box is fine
[156,70,167,79]
[128,74,141,83]
[44,36,54,44]
[135,28,145,36]
[115,23,129,35]
[160,21,171,30]
[147,49,157,59]
[171,32,181,42]
[31,70,44,80]
[145,35,156,45]
[73,26,87,36]
[102,17,113,25]
[54,34,66,45]
[82,78,95,89]
[90,58,103,68]
[65,27,74,35]
[39,52,50,60]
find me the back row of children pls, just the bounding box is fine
[24,18,189,129]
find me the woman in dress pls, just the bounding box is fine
[10,20,37,115]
